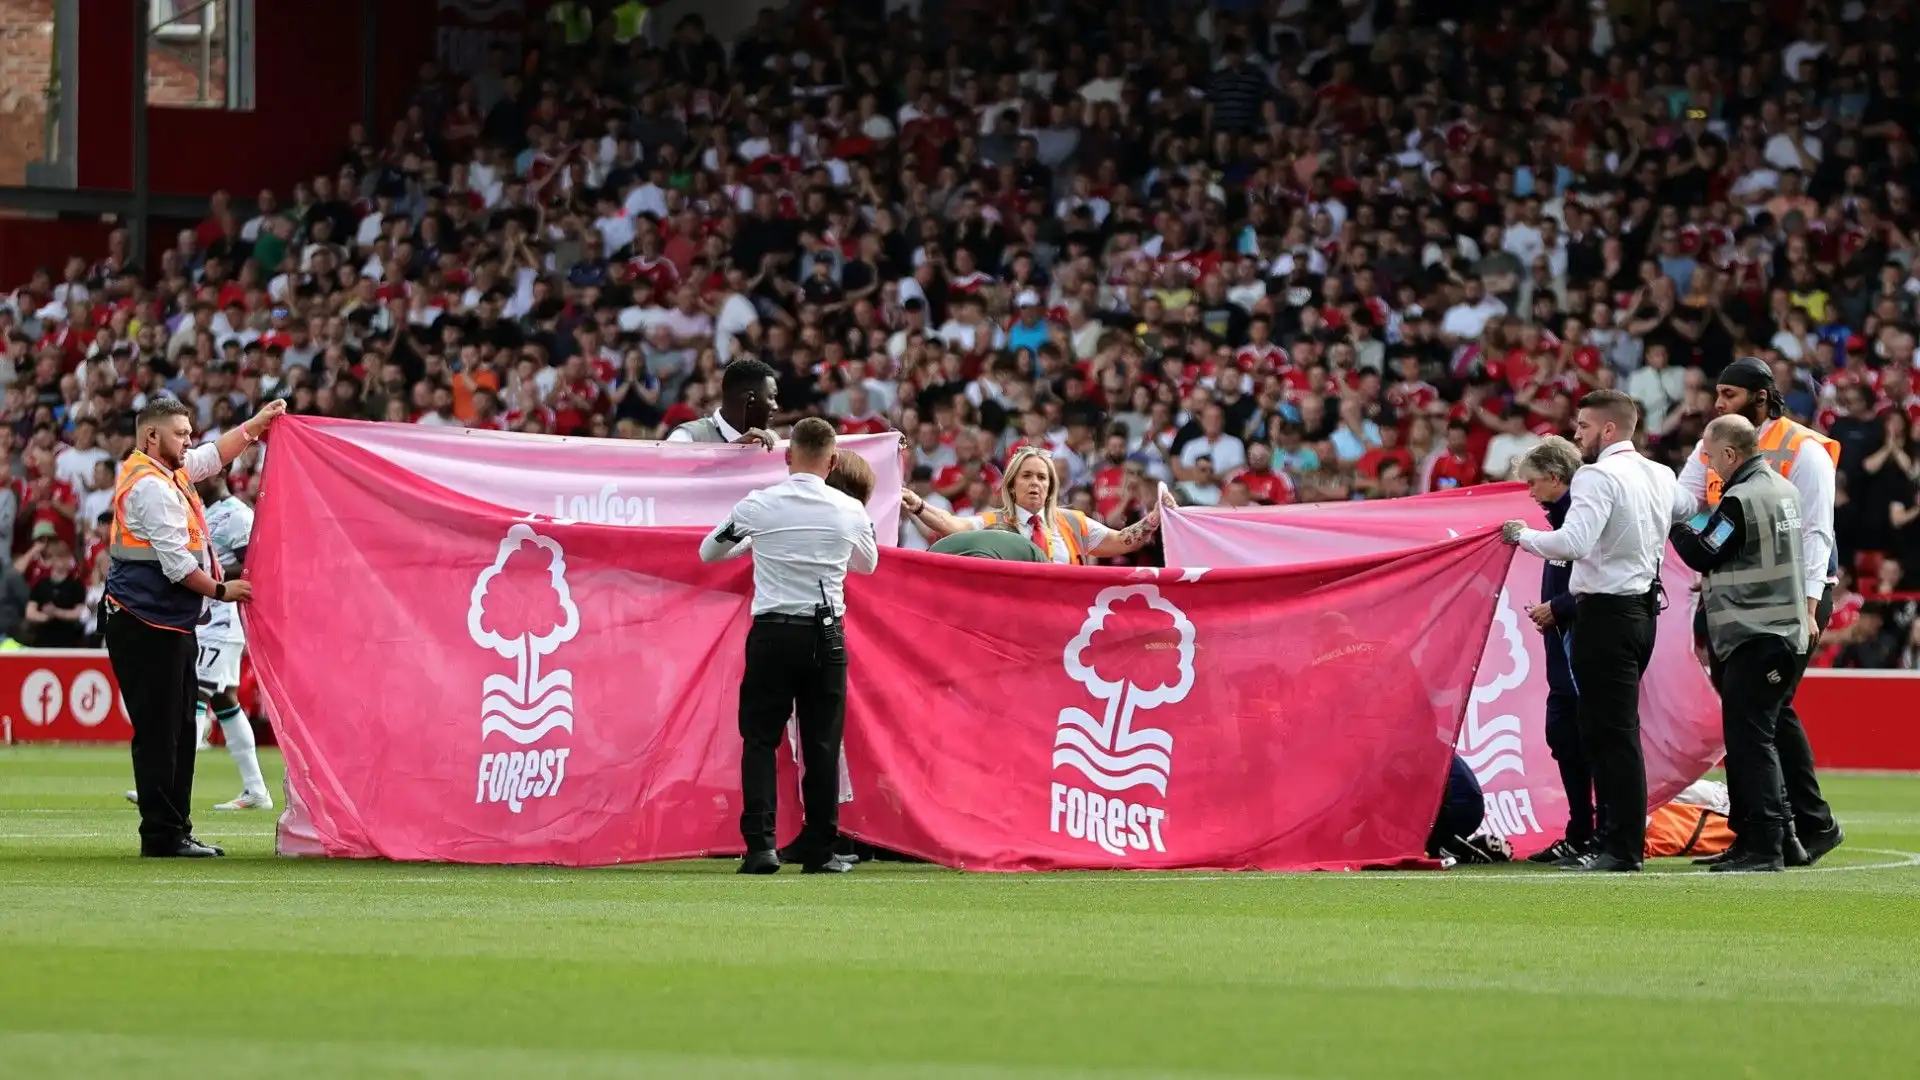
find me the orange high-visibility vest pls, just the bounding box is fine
[105,450,215,632]
[109,451,212,559]
[979,508,1090,564]
[1702,417,1840,506]
[1645,802,1735,858]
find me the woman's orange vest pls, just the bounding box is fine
[1702,417,1840,505]
[979,507,1090,564]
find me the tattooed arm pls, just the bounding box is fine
[1087,507,1163,557]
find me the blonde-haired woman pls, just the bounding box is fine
[903,446,1167,563]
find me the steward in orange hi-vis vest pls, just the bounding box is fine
[106,450,216,632]
[977,506,1094,564]
[899,445,1174,565]
[107,397,284,860]
[1700,416,1840,507]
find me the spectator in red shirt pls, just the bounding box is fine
[835,386,890,436]
[1229,441,1297,506]
[1422,421,1483,494]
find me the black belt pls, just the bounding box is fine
[753,612,822,626]
[1575,587,1661,609]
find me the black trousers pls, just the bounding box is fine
[1426,754,1485,857]
[1776,585,1837,837]
[105,607,201,851]
[1707,587,1837,843]
[1570,591,1657,862]
[737,615,847,861]
[1545,690,1602,847]
[1713,635,1799,856]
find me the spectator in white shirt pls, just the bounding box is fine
[416,385,462,426]
[1439,277,1507,346]
[1482,407,1542,481]
[1177,404,1248,478]
[53,418,111,492]
[1626,343,1688,433]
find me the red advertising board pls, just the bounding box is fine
[1795,670,1920,772]
[0,650,132,744]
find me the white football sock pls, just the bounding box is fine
[194,702,212,748]
[217,707,267,796]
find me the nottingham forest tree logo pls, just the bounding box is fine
[468,525,580,813]
[1048,584,1195,857]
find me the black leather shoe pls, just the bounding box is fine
[1693,844,1744,866]
[802,855,855,874]
[140,838,222,858]
[1529,839,1582,864]
[1710,850,1785,873]
[187,836,225,857]
[1783,835,1810,867]
[1561,852,1642,872]
[1793,825,1844,867]
[737,850,781,875]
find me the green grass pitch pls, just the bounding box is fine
[3,746,1918,1079]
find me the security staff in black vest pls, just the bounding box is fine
[700,417,878,873]
[1668,415,1814,872]
[107,396,286,858]
[666,358,779,447]
[1678,358,1843,867]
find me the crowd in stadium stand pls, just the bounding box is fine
[2,0,1919,665]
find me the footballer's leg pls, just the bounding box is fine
[207,644,270,810]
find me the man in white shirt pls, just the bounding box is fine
[1626,343,1687,433]
[1673,357,1843,867]
[700,418,877,875]
[1501,390,1680,872]
[713,272,760,364]
[53,418,111,492]
[1481,408,1541,481]
[1176,405,1248,478]
[1438,277,1507,346]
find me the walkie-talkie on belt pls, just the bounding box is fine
[815,580,846,664]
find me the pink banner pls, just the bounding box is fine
[252,419,1515,870]
[293,417,903,542]
[1161,484,1723,858]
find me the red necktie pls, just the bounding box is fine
[1030,514,1050,560]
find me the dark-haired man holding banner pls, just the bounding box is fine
[1499,390,1681,873]
[107,396,286,858]
[700,417,877,875]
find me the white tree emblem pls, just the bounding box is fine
[1053,584,1196,795]
[468,524,581,745]
[1456,589,1530,784]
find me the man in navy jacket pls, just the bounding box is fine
[1516,437,1605,864]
